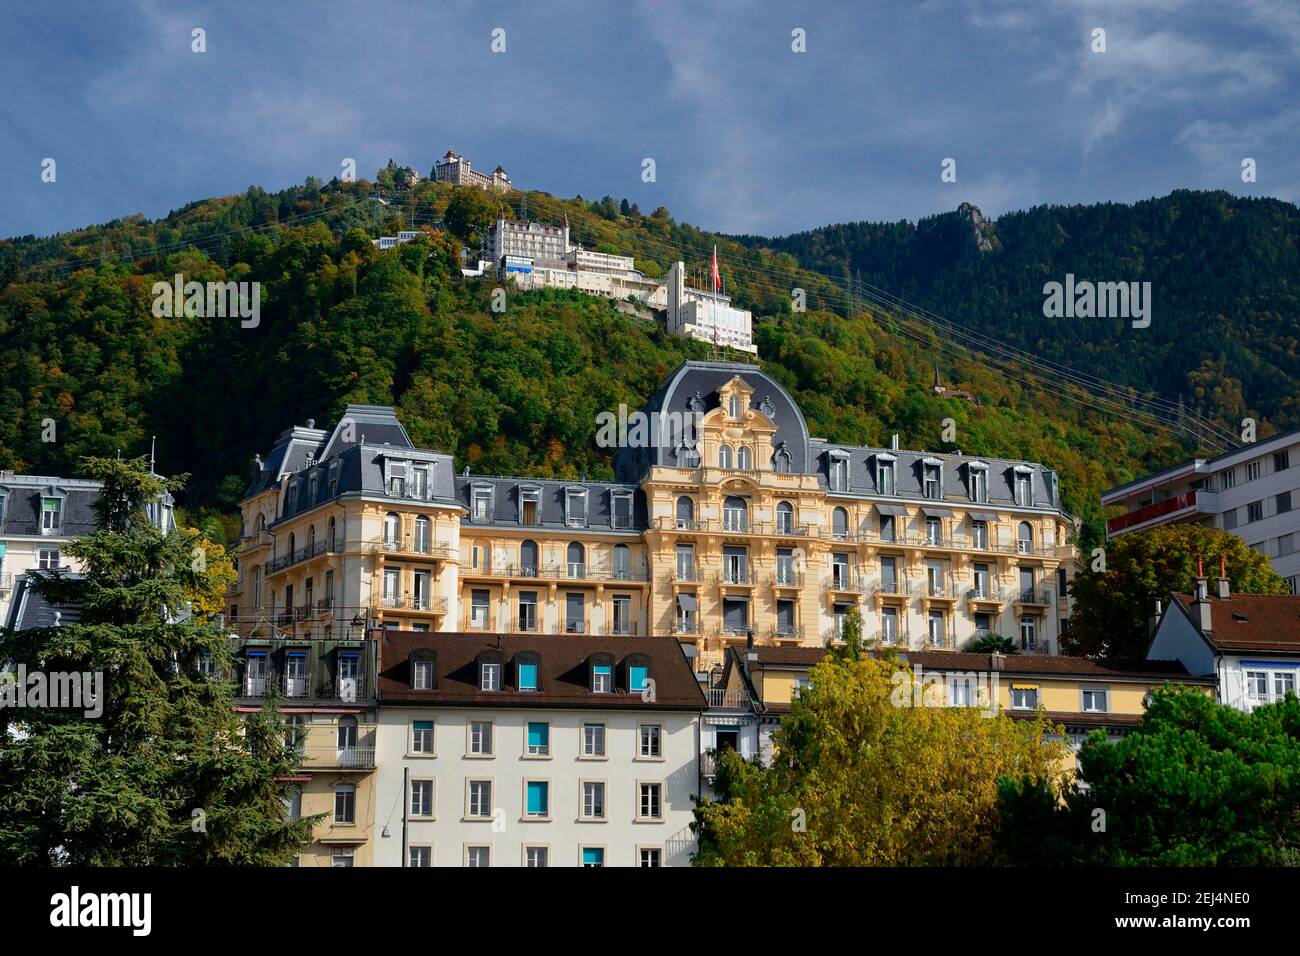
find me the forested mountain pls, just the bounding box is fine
[2,172,1248,550]
[733,191,1300,439]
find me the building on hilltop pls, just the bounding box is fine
[664,261,756,355]
[433,150,513,191]
[1103,427,1300,593]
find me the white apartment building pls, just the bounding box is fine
[1103,428,1300,592]
[665,261,757,355]
[485,216,570,264]
[373,632,704,867]
[0,474,101,626]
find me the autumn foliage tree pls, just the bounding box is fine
[692,654,1069,866]
[1064,523,1288,658]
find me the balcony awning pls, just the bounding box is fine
[722,594,751,602]
[676,592,698,612]
[923,507,954,518]
[876,504,908,516]
[968,511,1000,522]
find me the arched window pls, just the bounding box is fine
[567,542,586,578]
[718,445,732,468]
[1017,521,1034,554]
[676,496,695,529]
[287,532,295,558]
[832,507,849,540]
[328,516,337,550]
[678,443,700,467]
[384,512,400,548]
[256,513,266,531]
[773,448,792,473]
[612,543,631,579]
[414,515,431,553]
[723,495,748,532]
[337,715,358,749]
[308,524,316,551]
[737,446,752,470]
[776,501,794,534]
[520,540,539,576]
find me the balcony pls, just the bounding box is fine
[1010,589,1054,607]
[240,669,368,702]
[769,570,803,588]
[770,624,805,641]
[706,686,752,709]
[299,725,377,771]
[373,538,457,561]
[267,540,332,574]
[822,573,865,593]
[224,605,375,642]
[1106,490,1212,536]
[380,595,449,614]
[461,563,649,584]
[608,621,640,637]
[715,569,754,586]
[671,619,699,635]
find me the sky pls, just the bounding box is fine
[2,0,1299,240]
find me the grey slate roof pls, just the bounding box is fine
[0,476,100,538]
[614,360,812,481]
[454,474,646,531]
[5,571,85,630]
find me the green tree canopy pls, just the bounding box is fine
[0,456,315,864]
[693,654,1068,866]
[995,688,1300,865]
[1064,523,1288,658]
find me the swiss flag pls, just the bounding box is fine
[711,246,721,293]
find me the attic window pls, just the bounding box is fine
[516,654,540,692]
[590,655,614,694]
[410,652,436,690]
[479,654,502,692]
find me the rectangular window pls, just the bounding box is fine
[927,610,946,647]
[629,664,649,693]
[1014,472,1032,507]
[1248,501,1264,523]
[1278,491,1292,514]
[581,847,605,868]
[469,721,493,756]
[583,723,606,757]
[331,847,354,868]
[1273,672,1296,699]
[877,460,895,495]
[829,457,848,492]
[466,846,490,868]
[639,783,662,820]
[922,464,941,500]
[592,664,612,694]
[640,724,661,758]
[640,848,662,867]
[971,520,988,549]
[518,660,538,691]
[973,563,990,598]
[526,722,550,756]
[468,781,493,818]
[38,549,61,570]
[1246,670,1269,699]
[1010,686,1038,710]
[41,497,62,533]
[408,846,431,867]
[470,589,490,629]
[525,846,548,868]
[1081,688,1109,713]
[969,468,987,503]
[1275,450,1291,472]
[1221,468,1237,489]
[480,660,501,691]
[411,720,434,754]
[582,782,606,819]
[1247,460,1262,481]
[879,513,895,542]
[410,779,433,817]
[525,781,549,817]
[881,606,899,643]
[334,785,355,824]
[413,660,434,690]
[472,489,492,520]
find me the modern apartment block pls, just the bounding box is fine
[485,215,570,264]
[226,362,1077,695]
[0,473,101,625]
[664,261,756,355]
[373,631,704,867]
[1102,428,1300,591]
[432,150,512,191]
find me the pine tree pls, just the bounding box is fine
[0,456,317,865]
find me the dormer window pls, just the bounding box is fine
[328,461,340,497]
[387,459,409,497]
[921,459,942,500]
[590,657,614,694]
[1013,467,1033,507]
[519,486,541,526]
[411,653,436,690]
[828,451,849,492]
[308,470,319,503]
[967,462,988,503]
[772,447,792,473]
[471,486,493,522]
[41,495,63,534]
[565,488,588,528]
[285,483,298,514]
[876,454,897,495]
[411,466,429,499]
[627,657,650,694]
[611,491,633,529]
[479,655,502,692]
[517,655,540,692]
[728,395,741,418]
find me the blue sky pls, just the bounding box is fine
[2,0,1298,239]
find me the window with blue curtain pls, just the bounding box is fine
[629,664,648,692]
[526,781,548,816]
[518,661,538,691]
[582,847,604,867]
[527,721,549,754]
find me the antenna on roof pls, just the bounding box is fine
[150,436,156,474]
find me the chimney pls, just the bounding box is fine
[745,629,754,649]
[1148,598,1163,637]
[1194,572,1212,634]
[891,434,900,451]
[1216,556,1230,600]
[990,651,1005,671]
